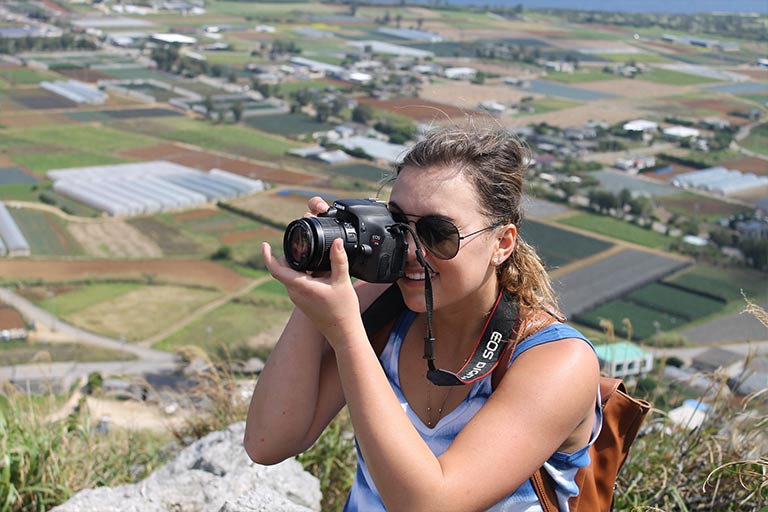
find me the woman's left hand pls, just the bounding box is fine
[262,239,363,347]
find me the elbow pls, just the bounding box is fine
[243,431,296,466]
[243,431,289,466]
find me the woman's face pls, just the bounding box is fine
[389,165,500,315]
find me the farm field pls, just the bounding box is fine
[654,192,753,220]
[557,212,673,249]
[8,208,84,256]
[663,264,768,303]
[117,142,320,186]
[154,295,291,353]
[520,220,613,269]
[0,259,248,291]
[575,299,687,341]
[0,340,137,366]
[243,113,335,138]
[59,285,223,342]
[111,116,303,159]
[554,248,689,318]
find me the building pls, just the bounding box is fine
[691,347,743,376]
[444,67,477,80]
[594,342,653,379]
[40,80,107,105]
[623,119,658,133]
[663,126,700,140]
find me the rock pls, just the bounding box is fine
[52,422,321,512]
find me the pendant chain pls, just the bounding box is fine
[426,384,453,428]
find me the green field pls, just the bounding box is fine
[520,220,613,269]
[626,282,724,321]
[8,208,83,256]
[9,125,159,154]
[154,298,291,352]
[244,113,335,137]
[663,264,768,303]
[34,283,143,318]
[0,67,62,85]
[545,70,617,84]
[595,53,671,63]
[557,212,672,249]
[8,150,131,175]
[63,285,222,342]
[128,216,205,256]
[521,97,581,116]
[575,299,687,340]
[740,121,768,157]
[0,184,40,202]
[119,117,302,157]
[637,68,721,86]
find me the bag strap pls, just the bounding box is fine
[531,469,560,512]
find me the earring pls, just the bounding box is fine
[493,257,500,265]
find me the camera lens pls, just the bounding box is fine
[285,221,314,270]
[283,217,350,272]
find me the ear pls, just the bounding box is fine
[493,223,517,266]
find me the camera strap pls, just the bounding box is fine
[365,222,521,386]
[424,286,520,386]
[362,285,521,387]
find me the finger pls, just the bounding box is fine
[262,242,279,275]
[308,196,330,215]
[329,238,349,283]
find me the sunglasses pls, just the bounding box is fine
[390,209,502,260]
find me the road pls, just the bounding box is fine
[0,287,177,388]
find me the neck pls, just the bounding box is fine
[430,279,501,358]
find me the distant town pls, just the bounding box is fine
[0,1,766,404]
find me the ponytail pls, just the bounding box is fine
[499,236,557,309]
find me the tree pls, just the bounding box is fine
[739,237,768,270]
[351,103,375,124]
[231,101,244,123]
[203,95,214,118]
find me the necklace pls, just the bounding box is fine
[426,383,453,428]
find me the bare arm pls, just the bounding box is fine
[243,266,389,465]
[264,238,600,511]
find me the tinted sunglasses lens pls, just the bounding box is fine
[416,217,459,259]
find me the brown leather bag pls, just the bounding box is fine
[495,309,652,512]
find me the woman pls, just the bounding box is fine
[244,126,601,511]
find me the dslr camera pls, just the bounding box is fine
[283,199,408,283]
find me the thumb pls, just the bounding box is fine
[329,238,349,281]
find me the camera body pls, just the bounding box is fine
[283,199,407,283]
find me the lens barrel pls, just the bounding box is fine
[283,217,351,272]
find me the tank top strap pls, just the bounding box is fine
[509,323,594,367]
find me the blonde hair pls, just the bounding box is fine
[396,126,557,309]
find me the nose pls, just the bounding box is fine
[403,223,419,262]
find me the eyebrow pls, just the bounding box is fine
[388,202,456,223]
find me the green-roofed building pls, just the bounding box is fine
[594,342,653,379]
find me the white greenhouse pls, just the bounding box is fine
[0,202,31,257]
[47,161,266,217]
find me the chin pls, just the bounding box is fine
[396,279,429,313]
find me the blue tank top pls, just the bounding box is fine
[344,310,602,512]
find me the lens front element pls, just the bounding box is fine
[286,222,313,270]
